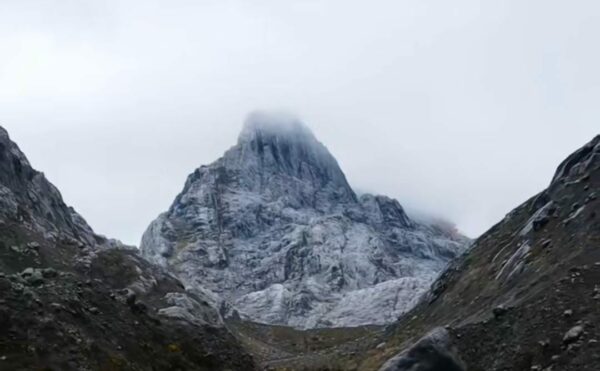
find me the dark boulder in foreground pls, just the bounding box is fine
[379,328,465,371]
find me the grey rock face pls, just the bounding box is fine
[141,112,468,328]
[0,127,97,246]
[551,134,600,186]
[0,127,136,252]
[0,126,224,328]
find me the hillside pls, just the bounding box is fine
[245,135,600,370]
[0,126,256,370]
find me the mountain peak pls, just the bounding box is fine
[0,125,31,168]
[229,111,355,201]
[141,113,468,328]
[238,111,315,144]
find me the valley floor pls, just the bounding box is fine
[232,252,600,371]
[229,320,386,370]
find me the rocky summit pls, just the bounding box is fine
[141,112,468,328]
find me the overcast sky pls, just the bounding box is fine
[0,0,598,245]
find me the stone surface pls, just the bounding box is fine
[378,328,465,371]
[141,112,468,328]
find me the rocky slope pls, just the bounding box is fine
[234,134,600,371]
[350,134,600,371]
[0,127,98,247]
[141,112,468,328]
[0,126,255,370]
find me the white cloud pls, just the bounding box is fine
[0,0,598,244]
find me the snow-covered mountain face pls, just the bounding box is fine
[141,112,468,328]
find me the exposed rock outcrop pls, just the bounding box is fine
[141,112,468,328]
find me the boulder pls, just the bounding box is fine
[379,328,465,371]
[563,325,584,344]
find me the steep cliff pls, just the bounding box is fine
[141,112,468,328]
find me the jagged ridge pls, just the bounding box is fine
[141,112,468,328]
